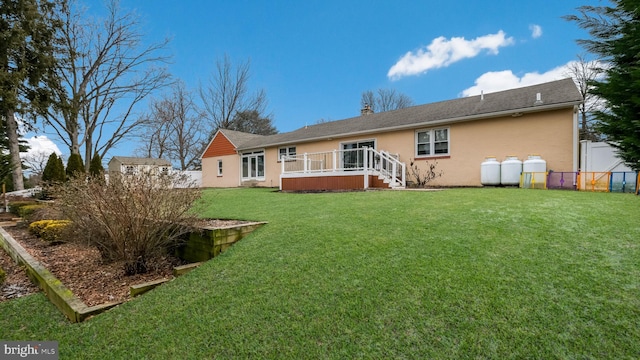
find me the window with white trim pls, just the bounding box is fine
[241,150,265,180]
[278,146,297,161]
[416,128,449,157]
[217,160,223,176]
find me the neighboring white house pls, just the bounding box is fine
[108,156,172,176]
[107,156,201,188]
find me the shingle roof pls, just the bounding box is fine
[109,156,171,166]
[233,78,582,150]
[218,129,266,147]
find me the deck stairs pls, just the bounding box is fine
[369,149,406,189]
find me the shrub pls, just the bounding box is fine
[89,153,105,181]
[29,220,71,243]
[23,204,63,222]
[42,153,66,183]
[41,221,71,243]
[8,201,38,216]
[29,220,56,237]
[65,153,85,179]
[54,171,202,275]
[407,159,444,188]
[0,267,6,285]
[18,204,46,219]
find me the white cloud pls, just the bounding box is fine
[20,136,62,159]
[530,24,542,39]
[460,62,575,97]
[388,30,515,80]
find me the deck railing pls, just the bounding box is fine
[281,147,406,188]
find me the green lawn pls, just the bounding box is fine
[1,188,639,359]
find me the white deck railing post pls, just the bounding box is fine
[303,153,308,173]
[333,150,337,172]
[363,147,369,189]
[392,161,397,186]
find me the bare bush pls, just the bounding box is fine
[408,159,444,187]
[54,172,202,275]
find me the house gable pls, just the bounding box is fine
[202,131,237,158]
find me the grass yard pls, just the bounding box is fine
[1,188,639,359]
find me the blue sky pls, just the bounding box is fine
[26,0,599,163]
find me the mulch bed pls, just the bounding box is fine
[0,224,185,306]
[0,215,251,306]
[0,238,39,302]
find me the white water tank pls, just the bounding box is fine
[501,156,522,186]
[523,155,547,188]
[481,157,501,186]
[523,154,546,173]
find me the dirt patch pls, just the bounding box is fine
[0,219,248,306]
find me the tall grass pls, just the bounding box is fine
[1,188,639,359]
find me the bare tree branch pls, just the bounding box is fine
[137,81,207,170]
[45,0,172,170]
[563,53,608,140]
[199,54,270,136]
[360,88,414,113]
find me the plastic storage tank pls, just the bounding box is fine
[523,155,546,173]
[523,155,547,188]
[501,156,522,186]
[481,157,501,186]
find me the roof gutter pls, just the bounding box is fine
[236,100,582,151]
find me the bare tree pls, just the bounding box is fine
[564,54,607,141]
[23,149,54,178]
[45,0,172,170]
[360,88,414,113]
[137,81,206,170]
[199,54,269,136]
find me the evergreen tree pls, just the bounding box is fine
[42,152,64,182]
[56,154,64,180]
[566,1,640,170]
[0,0,62,190]
[229,110,278,135]
[0,116,30,190]
[88,152,104,179]
[65,153,84,178]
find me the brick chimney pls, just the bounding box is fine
[360,103,374,115]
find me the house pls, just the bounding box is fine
[108,156,172,177]
[201,78,583,190]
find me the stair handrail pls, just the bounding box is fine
[367,148,406,188]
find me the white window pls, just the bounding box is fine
[278,146,297,161]
[217,160,223,176]
[241,150,265,180]
[416,128,449,157]
[124,165,135,175]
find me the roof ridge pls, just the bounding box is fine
[228,78,582,151]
